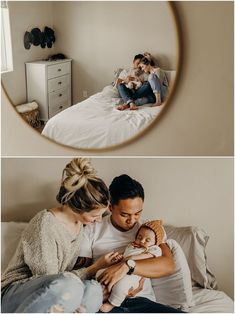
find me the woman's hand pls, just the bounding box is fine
[95,251,123,270]
[97,261,129,292]
[101,284,110,302]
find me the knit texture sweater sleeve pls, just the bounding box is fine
[2,210,89,290]
[22,214,59,275]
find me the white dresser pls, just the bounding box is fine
[26,59,72,121]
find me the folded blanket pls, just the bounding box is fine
[16,101,38,113]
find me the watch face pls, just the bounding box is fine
[127,259,136,268]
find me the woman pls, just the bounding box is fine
[1,158,119,313]
[139,57,168,107]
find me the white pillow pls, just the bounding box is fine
[112,68,125,87]
[151,239,194,311]
[1,222,28,273]
[164,70,176,86]
[164,225,218,290]
[102,85,120,99]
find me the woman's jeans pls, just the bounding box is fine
[117,74,168,106]
[148,73,168,102]
[1,273,103,313]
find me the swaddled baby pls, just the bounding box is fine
[97,220,167,312]
[125,68,143,90]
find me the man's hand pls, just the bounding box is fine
[97,262,129,292]
[127,277,145,297]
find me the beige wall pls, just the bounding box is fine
[1,1,55,105]
[53,1,177,103]
[1,1,233,156]
[1,157,234,298]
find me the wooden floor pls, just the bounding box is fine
[28,121,45,134]
[35,124,45,133]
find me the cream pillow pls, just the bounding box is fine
[164,70,176,87]
[164,225,218,289]
[151,239,194,311]
[112,68,125,87]
[1,222,28,273]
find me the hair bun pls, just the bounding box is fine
[143,52,152,62]
[62,158,97,193]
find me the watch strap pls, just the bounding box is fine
[126,260,135,275]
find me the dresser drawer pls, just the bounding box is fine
[49,100,70,118]
[48,87,69,104]
[48,74,70,93]
[47,62,70,79]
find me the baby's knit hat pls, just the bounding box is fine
[142,220,166,245]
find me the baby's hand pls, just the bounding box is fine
[102,251,123,267]
[109,251,123,264]
[132,241,148,249]
[128,277,145,297]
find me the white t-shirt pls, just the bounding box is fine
[118,68,149,83]
[79,214,156,302]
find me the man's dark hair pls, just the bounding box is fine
[109,174,144,206]
[133,54,144,61]
[141,56,155,66]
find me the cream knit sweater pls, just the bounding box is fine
[1,209,86,290]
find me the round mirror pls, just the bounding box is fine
[2,1,181,150]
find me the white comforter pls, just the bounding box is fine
[189,287,234,313]
[42,85,162,149]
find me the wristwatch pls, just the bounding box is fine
[126,259,136,275]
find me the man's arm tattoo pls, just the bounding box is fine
[74,256,93,269]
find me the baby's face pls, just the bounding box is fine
[135,227,155,248]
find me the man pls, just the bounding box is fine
[78,174,184,313]
[116,54,156,110]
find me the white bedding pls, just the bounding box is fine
[189,287,234,313]
[42,85,162,149]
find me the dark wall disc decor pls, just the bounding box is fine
[23,26,56,50]
[23,31,33,49]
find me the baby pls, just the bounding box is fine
[97,220,167,312]
[125,68,143,90]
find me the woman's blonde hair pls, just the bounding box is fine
[143,52,157,66]
[56,158,110,212]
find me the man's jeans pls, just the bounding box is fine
[117,75,168,106]
[1,273,103,313]
[117,82,156,106]
[108,296,186,313]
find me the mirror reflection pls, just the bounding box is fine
[2,1,179,150]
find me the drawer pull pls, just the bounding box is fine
[58,81,62,85]
[59,105,63,109]
[59,93,63,97]
[58,68,62,72]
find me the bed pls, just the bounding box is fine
[42,70,176,149]
[1,221,234,312]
